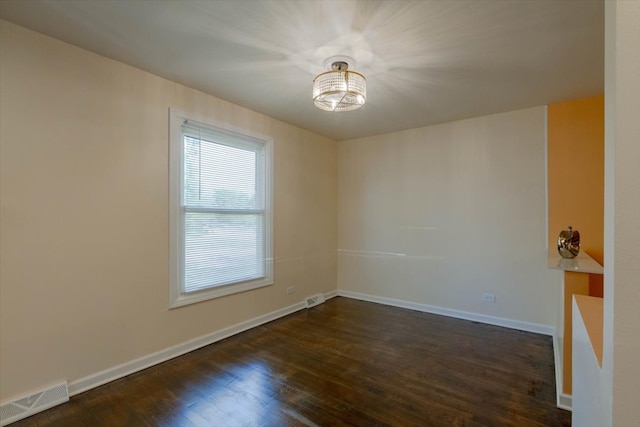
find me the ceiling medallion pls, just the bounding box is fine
[312,56,366,112]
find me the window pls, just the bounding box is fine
[169,109,273,308]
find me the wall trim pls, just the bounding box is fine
[553,334,572,411]
[544,104,549,250]
[13,288,565,417]
[69,291,334,396]
[324,289,339,300]
[558,393,573,412]
[337,290,556,336]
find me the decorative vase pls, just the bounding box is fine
[557,226,580,259]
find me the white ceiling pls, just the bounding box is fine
[0,0,604,141]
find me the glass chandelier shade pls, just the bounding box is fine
[313,61,366,112]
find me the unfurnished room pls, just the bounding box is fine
[0,1,638,426]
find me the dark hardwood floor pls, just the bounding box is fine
[13,297,571,426]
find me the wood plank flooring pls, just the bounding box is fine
[12,297,571,426]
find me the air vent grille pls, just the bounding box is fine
[305,293,326,308]
[0,382,68,426]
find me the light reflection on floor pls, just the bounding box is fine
[168,360,292,426]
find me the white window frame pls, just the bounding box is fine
[169,108,273,308]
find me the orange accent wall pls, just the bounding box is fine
[548,95,605,296]
[548,95,604,395]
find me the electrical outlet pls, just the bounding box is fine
[287,286,295,295]
[482,293,496,303]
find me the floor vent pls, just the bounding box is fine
[305,293,326,308]
[0,382,68,426]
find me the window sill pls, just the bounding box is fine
[169,279,273,309]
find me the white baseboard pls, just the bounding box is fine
[69,290,333,396]
[337,290,556,336]
[553,334,564,406]
[324,289,339,300]
[552,335,572,411]
[9,288,566,420]
[558,393,572,411]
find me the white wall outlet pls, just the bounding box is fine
[286,286,295,295]
[482,293,496,303]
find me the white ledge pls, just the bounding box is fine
[548,251,604,275]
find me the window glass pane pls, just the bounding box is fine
[184,135,259,209]
[184,212,265,291]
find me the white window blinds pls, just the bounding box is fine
[181,122,267,292]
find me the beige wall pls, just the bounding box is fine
[337,107,560,327]
[0,20,337,401]
[603,1,640,425]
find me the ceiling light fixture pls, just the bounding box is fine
[313,56,366,112]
